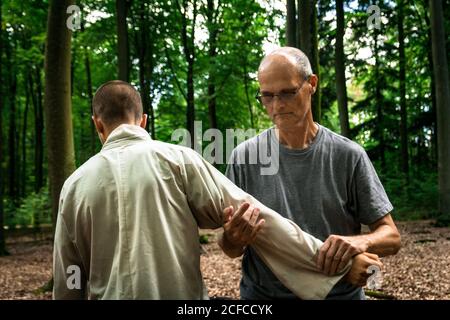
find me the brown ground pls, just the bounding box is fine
[1,220,450,300]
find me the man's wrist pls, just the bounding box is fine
[345,235,371,254]
[221,231,245,257]
[361,235,372,253]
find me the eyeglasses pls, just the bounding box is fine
[255,77,310,106]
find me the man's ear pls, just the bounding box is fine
[139,114,148,130]
[92,115,106,144]
[309,74,318,94]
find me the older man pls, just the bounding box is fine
[53,80,377,300]
[220,47,401,300]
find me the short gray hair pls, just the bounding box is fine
[260,46,313,80]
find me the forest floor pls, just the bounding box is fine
[1,220,450,300]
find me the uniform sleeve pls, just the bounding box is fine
[224,150,242,187]
[181,149,351,299]
[350,151,394,225]
[53,187,88,300]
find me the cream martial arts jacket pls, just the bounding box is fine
[53,124,351,300]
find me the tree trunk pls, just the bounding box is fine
[116,0,129,82]
[84,50,96,155]
[179,0,197,145]
[28,69,43,231]
[374,27,385,170]
[286,0,297,47]
[398,0,409,177]
[430,0,450,220]
[298,0,311,58]
[207,0,218,130]
[243,60,254,128]
[424,7,438,165]
[137,1,155,138]
[7,42,17,203]
[33,67,44,193]
[298,0,320,122]
[335,0,350,138]
[311,1,321,122]
[80,13,96,156]
[0,0,8,256]
[22,74,30,197]
[43,0,76,228]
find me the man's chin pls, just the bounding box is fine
[274,117,298,128]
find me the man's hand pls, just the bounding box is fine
[223,202,265,248]
[344,252,383,287]
[317,234,369,275]
[218,202,265,258]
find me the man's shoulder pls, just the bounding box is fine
[61,140,198,199]
[320,125,366,159]
[61,153,105,193]
[232,127,272,156]
[150,139,204,165]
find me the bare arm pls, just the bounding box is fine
[317,214,401,275]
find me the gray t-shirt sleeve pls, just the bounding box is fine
[350,151,394,225]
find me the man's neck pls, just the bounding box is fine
[275,120,319,150]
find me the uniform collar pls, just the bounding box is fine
[101,124,151,151]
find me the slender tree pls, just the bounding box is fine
[286,0,297,47]
[136,1,155,138]
[298,0,311,59]
[398,0,408,176]
[206,0,219,130]
[43,0,76,227]
[335,0,350,138]
[116,0,129,81]
[21,74,30,197]
[373,1,385,169]
[0,0,8,256]
[80,15,96,155]
[6,40,18,203]
[178,0,197,145]
[430,0,450,221]
[423,6,438,164]
[298,0,321,121]
[310,0,320,122]
[32,67,44,193]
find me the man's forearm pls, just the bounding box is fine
[342,225,400,257]
[364,224,401,256]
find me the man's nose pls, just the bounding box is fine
[272,96,286,111]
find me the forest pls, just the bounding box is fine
[0,0,449,300]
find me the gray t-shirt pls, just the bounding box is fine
[225,124,393,300]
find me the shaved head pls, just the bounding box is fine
[259,47,313,80]
[92,80,143,127]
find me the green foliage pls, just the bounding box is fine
[199,234,209,244]
[378,165,438,221]
[6,187,51,227]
